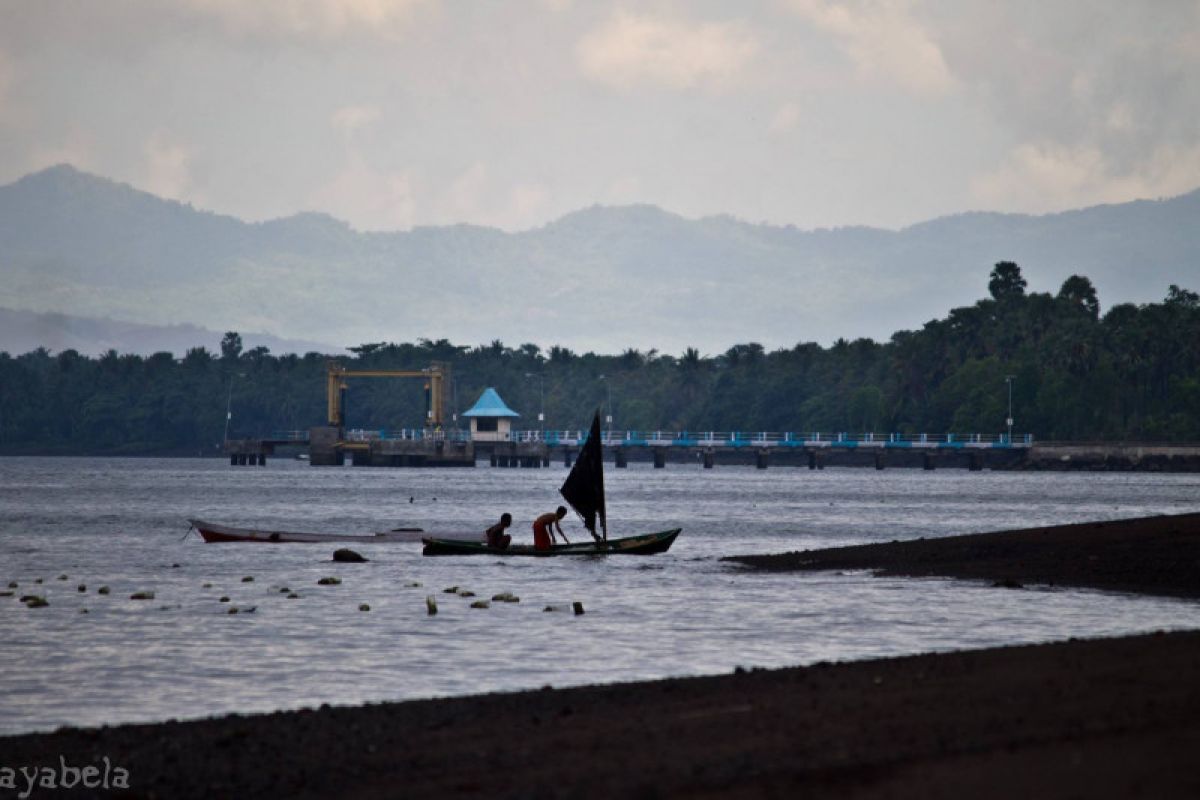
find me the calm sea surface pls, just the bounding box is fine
[2,457,1199,735]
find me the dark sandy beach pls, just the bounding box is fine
[727,510,1200,599]
[4,513,1199,799]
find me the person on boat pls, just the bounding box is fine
[532,506,568,550]
[485,513,512,550]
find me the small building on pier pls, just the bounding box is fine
[462,388,520,442]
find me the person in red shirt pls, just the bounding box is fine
[532,506,568,550]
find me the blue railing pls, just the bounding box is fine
[334,429,1033,448]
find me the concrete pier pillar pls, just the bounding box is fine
[237,453,247,466]
[874,451,885,470]
[923,452,936,471]
[653,449,666,469]
[969,452,983,472]
[808,450,817,470]
[817,453,825,470]
[230,454,237,466]
[615,448,627,468]
[257,453,266,466]
[564,450,573,468]
[703,449,714,469]
[489,453,497,467]
[542,457,550,467]
[756,449,769,470]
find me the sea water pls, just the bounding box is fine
[2,457,1199,735]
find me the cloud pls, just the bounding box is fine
[787,0,955,96]
[0,50,12,120]
[948,3,1200,208]
[768,102,801,135]
[142,132,195,201]
[314,156,416,231]
[576,11,758,91]
[439,162,489,223]
[178,0,429,41]
[331,105,382,137]
[508,183,551,227]
[28,135,95,174]
[971,140,1200,214]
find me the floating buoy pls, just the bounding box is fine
[359,603,371,612]
[98,586,110,595]
[77,585,86,593]
[228,607,239,614]
[130,591,155,600]
[573,601,585,615]
[287,593,300,599]
[58,574,68,581]
[202,583,212,589]
[241,576,254,583]
[219,596,230,603]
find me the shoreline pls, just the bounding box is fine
[727,510,1200,600]
[4,513,1200,797]
[2,631,1198,798]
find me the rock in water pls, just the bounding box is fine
[426,596,438,615]
[470,600,490,609]
[317,576,342,586]
[492,592,520,603]
[573,601,585,615]
[333,548,368,563]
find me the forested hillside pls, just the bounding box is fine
[1,263,1197,454]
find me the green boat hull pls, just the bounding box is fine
[422,528,681,556]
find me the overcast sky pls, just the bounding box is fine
[1,1,1199,233]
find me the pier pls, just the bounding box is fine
[227,428,1035,470]
[223,428,1200,472]
[220,375,1200,472]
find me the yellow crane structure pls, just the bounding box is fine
[325,361,447,429]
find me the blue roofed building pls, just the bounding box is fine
[462,388,520,442]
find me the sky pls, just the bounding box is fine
[1,0,1199,233]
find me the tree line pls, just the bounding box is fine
[1,263,1198,455]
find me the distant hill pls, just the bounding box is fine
[1,164,1198,355]
[0,307,339,357]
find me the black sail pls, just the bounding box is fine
[560,412,607,541]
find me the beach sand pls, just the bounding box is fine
[3,513,1199,798]
[727,510,1200,599]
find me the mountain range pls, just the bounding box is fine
[1,164,1198,356]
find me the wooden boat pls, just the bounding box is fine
[422,528,681,556]
[423,411,682,557]
[190,518,471,545]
